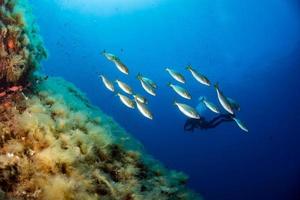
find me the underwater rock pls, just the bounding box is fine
[0,0,47,85]
[0,77,200,200]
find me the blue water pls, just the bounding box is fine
[30,0,300,199]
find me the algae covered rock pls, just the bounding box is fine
[0,0,46,85]
[0,77,200,199]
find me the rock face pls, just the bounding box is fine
[0,1,200,200]
[0,0,46,85]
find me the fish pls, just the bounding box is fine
[116,93,135,109]
[186,65,210,86]
[115,80,133,95]
[165,68,185,83]
[135,99,153,120]
[174,101,200,119]
[227,97,241,111]
[102,51,116,61]
[112,58,129,75]
[199,96,220,114]
[138,79,156,96]
[137,73,157,89]
[99,75,115,92]
[214,83,234,114]
[168,83,191,99]
[102,51,129,75]
[133,94,148,104]
[232,117,249,132]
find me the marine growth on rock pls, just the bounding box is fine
[0,0,46,85]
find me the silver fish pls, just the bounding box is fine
[139,79,156,96]
[102,51,129,75]
[186,65,210,86]
[174,101,200,119]
[117,93,135,109]
[214,83,234,114]
[199,96,220,114]
[113,58,129,75]
[165,68,185,83]
[232,117,248,132]
[99,75,114,92]
[135,99,153,120]
[133,94,148,104]
[137,73,157,89]
[116,80,133,95]
[102,51,116,61]
[168,83,191,100]
[227,97,240,111]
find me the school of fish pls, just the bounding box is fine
[99,51,248,133]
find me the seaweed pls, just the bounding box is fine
[0,77,200,199]
[0,0,47,86]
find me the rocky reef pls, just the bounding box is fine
[0,0,46,85]
[0,0,200,200]
[0,77,200,200]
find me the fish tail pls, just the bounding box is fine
[198,96,205,102]
[136,73,142,80]
[101,49,106,55]
[167,82,172,87]
[186,65,192,70]
[214,82,219,89]
[173,100,177,106]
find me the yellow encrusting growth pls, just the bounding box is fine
[0,77,200,199]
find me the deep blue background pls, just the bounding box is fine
[29,0,300,199]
